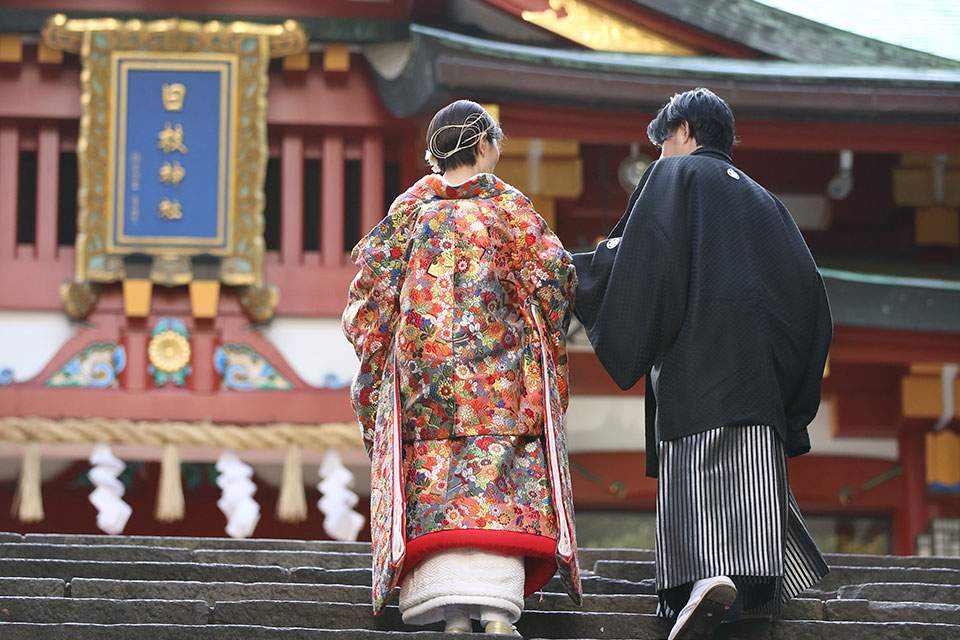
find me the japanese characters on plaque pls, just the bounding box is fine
[108,52,237,256]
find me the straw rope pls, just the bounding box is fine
[0,416,363,451]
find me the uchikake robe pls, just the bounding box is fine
[573,147,832,478]
[343,173,582,614]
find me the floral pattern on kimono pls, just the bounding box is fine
[343,173,581,614]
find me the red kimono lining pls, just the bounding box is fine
[400,529,558,597]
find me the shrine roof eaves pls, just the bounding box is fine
[368,24,960,124]
[627,0,960,68]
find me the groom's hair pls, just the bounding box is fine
[646,88,736,155]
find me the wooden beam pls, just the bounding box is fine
[901,375,960,419]
[0,34,22,63]
[498,101,960,152]
[568,351,643,396]
[34,122,60,261]
[321,133,345,268]
[0,386,356,425]
[36,42,62,65]
[831,326,960,366]
[896,424,929,554]
[0,123,18,260]
[282,50,310,71]
[832,392,900,439]
[280,131,305,266]
[360,133,384,236]
[322,44,350,73]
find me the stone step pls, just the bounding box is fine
[1,621,958,640]
[292,567,372,585]
[714,620,960,640]
[0,596,209,625]
[208,600,669,639]
[68,579,372,605]
[17,533,371,554]
[577,548,655,567]
[0,559,288,583]
[0,543,193,563]
[0,578,66,598]
[815,566,960,592]
[822,553,960,570]
[0,624,477,640]
[592,560,960,590]
[825,599,960,624]
[66,578,653,614]
[10,533,960,571]
[192,549,370,569]
[23,577,836,621]
[838,582,960,605]
[544,575,655,595]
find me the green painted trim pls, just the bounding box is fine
[0,9,408,44]
[821,268,960,292]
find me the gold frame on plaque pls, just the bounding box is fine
[42,14,305,321]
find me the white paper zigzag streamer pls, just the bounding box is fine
[317,448,365,541]
[216,450,261,539]
[88,443,132,535]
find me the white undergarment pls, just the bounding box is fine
[399,548,525,626]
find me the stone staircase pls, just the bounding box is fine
[0,532,958,639]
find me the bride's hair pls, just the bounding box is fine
[425,100,503,173]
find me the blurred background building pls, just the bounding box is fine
[0,0,958,557]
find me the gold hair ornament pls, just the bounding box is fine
[426,112,492,173]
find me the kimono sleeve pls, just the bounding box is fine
[784,271,833,457]
[342,195,417,456]
[572,161,690,390]
[505,196,578,412]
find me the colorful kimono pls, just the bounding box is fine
[343,173,582,614]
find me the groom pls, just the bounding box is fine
[573,88,831,640]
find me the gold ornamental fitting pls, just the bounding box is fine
[148,330,192,373]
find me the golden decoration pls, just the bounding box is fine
[522,0,697,55]
[238,284,280,324]
[159,161,186,187]
[40,14,303,322]
[162,83,186,111]
[148,330,192,373]
[158,198,183,220]
[59,281,100,321]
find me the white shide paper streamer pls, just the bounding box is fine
[317,448,365,541]
[216,450,261,539]
[87,443,132,535]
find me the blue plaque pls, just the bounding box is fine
[108,52,236,254]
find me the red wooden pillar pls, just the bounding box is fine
[321,133,344,268]
[400,130,421,190]
[0,123,19,260]
[190,323,218,393]
[895,422,929,555]
[35,123,60,261]
[120,320,149,391]
[360,133,384,235]
[280,131,304,265]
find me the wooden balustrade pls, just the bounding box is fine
[0,118,396,317]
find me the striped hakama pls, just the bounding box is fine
[655,425,829,618]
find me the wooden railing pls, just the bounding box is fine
[0,47,414,318]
